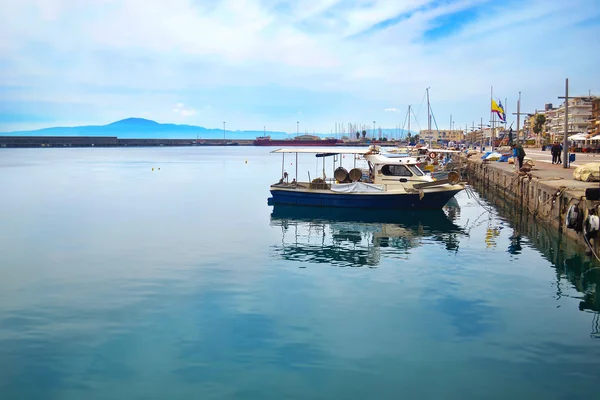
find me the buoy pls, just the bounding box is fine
[584,214,599,239]
[566,204,580,229]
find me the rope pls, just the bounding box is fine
[464,185,495,214]
[527,186,568,222]
[583,224,600,263]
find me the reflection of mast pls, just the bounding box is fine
[592,313,599,338]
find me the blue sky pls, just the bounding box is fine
[0,0,599,134]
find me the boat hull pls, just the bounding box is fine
[269,187,463,210]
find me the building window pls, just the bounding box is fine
[381,165,413,177]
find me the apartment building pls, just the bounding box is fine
[419,129,465,143]
[591,98,600,136]
[546,97,595,139]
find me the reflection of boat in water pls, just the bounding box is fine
[270,206,464,267]
[271,205,462,232]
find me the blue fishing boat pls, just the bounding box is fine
[268,146,464,210]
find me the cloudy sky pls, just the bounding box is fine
[0,0,599,133]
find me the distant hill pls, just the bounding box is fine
[0,118,293,139]
[1,118,416,139]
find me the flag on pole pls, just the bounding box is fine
[491,99,506,122]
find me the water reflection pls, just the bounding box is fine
[474,183,600,337]
[270,206,465,268]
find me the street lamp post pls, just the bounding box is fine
[558,78,569,168]
[223,122,226,140]
[373,121,376,139]
[297,121,299,136]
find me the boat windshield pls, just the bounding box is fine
[408,165,424,176]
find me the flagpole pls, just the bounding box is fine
[504,97,507,144]
[490,86,494,152]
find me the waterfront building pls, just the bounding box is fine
[591,98,600,136]
[546,97,596,140]
[545,105,559,142]
[525,110,547,144]
[419,129,465,144]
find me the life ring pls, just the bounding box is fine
[428,152,437,159]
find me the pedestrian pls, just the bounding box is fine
[557,143,563,164]
[512,144,519,172]
[551,141,559,164]
[515,142,525,170]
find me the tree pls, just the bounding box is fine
[356,131,360,139]
[533,114,547,136]
[361,130,367,139]
[409,134,419,145]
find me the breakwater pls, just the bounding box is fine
[0,136,254,147]
[465,157,600,259]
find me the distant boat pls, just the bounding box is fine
[253,135,340,146]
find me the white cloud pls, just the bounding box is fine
[173,103,196,117]
[0,0,599,132]
[178,109,197,117]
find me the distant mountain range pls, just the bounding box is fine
[0,118,414,139]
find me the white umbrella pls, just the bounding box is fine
[569,133,588,141]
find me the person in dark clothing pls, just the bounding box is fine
[556,143,563,164]
[515,143,525,169]
[551,142,559,164]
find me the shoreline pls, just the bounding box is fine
[0,136,404,148]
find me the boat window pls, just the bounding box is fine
[381,164,413,177]
[408,165,424,176]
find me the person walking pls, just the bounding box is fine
[557,143,563,164]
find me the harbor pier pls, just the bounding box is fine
[0,136,255,147]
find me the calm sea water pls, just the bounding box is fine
[0,147,599,399]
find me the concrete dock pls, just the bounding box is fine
[465,147,600,259]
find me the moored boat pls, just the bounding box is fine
[268,146,465,210]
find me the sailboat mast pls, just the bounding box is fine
[408,105,411,140]
[426,88,431,131]
[426,88,431,147]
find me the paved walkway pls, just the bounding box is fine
[469,148,600,193]
[524,148,600,167]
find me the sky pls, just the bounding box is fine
[0,0,599,134]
